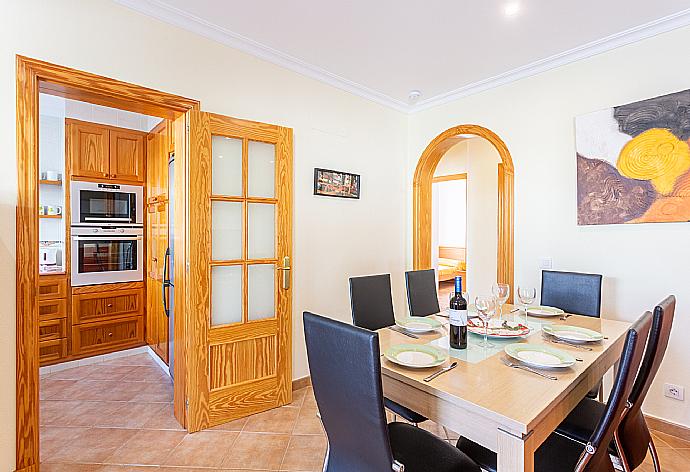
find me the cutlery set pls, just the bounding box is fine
[423,362,458,382]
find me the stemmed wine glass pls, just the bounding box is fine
[491,283,510,321]
[474,296,497,348]
[517,286,537,325]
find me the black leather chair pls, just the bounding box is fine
[541,270,603,317]
[349,274,428,426]
[405,269,441,317]
[303,312,480,472]
[457,311,652,472]
[556,295,676,472]
[542,270,603,399]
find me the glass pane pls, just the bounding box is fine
[212,201,242,260]
[248,140,275,198]
[212,136,242,196]
[78,239,137,272]
[248,264,275,321]
[247,203,275,259]
[211,265,243,326]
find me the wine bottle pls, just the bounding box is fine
[449,276,468,349]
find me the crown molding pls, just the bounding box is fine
[115,1,690,115]
[113,0,410,112]
[410,7,690,112]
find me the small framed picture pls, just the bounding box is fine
[313,168,361,199]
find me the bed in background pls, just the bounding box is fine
[438,246,466,284]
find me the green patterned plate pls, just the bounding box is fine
[505,343,576,368]
[396,317,442,333]
[542,324,604,343]
[384,344,448,368]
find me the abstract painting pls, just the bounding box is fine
[576,89,690,225]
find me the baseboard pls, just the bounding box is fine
[146,346,171,377]
[292,375,311,391]
[646,414,690,442]
[39,345,149,376]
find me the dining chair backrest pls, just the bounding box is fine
[617,295,676,470]
[405,269,441,317]
[576,311,652,472]
[349,274,396,331]
[541,270,603,317]
[303,311,394,472]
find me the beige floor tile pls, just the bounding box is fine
[40,426,89,462]
[103,353,158,367]
[221,432,290,470]
[48,427,138,463]
[44,365,97,381]
[210,416,248,432]
[84,364,136,381]
[289,387,308,407]
[40,379,79,400]
[40,400,84,425]
[280,434,327,471]
[242,405,300,434]
[41,463,104,471]
[647,447,690,472]
[64,401,127,427]
[653,430,690,449]
[292,407,324,435]
[105,428,187,465]
[65,380,140,402]
[96,402,168,428]
[165,430,239,468]
[301,388,318,412]
[142,402,186,430]
[121,365,170,383]
[129,379,174,402]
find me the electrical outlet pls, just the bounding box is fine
[539,258,553,270]
[664,383,685,401]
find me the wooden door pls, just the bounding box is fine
[146,121,169,363]
[68,119,109,179]
[186,111,293,431]
[110,129,146,183]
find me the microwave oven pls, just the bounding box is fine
[71,181,143,227]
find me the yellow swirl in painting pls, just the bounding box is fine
[618,129,690,195]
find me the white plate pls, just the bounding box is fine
[525,306,564,318]
[395,317,442,333]
[384,344,448,368]
[504,344,576,369]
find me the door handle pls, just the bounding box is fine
[162,247,171,317]
[277,256,291,290]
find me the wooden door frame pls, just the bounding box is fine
[15,56,199,472]
[413,125,514,299]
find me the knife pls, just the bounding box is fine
[423,362,458,382]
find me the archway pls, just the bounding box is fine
[413,124,514,300]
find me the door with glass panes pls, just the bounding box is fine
[186,111,293,431]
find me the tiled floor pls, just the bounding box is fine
[40,352,690,471]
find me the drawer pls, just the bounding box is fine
[38,277,68,300]
[72,288,144,324]
[39,318,67,342]
[39,338,67,365]
[38,298,67,321]
[72,316,144,355]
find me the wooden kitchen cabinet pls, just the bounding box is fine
[38,274,69,365]
[68,119,146,184]
[72,287,144,324]
[110,130,145,183]
[72,316,144,356]
[68,120,109,180]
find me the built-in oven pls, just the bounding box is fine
[71,226,143,286]
[71,181,143,227]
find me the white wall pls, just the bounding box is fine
[0,1,408,468]
[409,25,690,429]
[432,139,501,296]
[436,180,467,248]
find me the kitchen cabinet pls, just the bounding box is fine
[38,274,69,365]
[68,119,146,184]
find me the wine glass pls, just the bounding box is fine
[517,286,537,325]
[474,296,497,348]
[491,283,510,321]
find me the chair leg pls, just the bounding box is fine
[649,440,661,472]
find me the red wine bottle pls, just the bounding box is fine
[449,276,468,349]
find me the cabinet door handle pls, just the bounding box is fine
[111,174,117,178]
[108,332,113,337]
[103,172,109,177]
[106,303,113,308]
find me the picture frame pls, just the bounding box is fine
[313,168,361,199]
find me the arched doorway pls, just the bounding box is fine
[413,124,514,300]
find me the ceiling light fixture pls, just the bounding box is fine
[504,2,521,17]
[408,90,422,103]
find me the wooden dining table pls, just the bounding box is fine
[377,304,631,472]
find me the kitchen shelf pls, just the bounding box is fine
[39,214,62,219]
[39,179,63,186]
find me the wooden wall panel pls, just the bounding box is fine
[209,336,277,390]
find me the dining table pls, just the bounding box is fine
[377,304,631,472]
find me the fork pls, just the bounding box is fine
[501,358,558,380]
[559,313,572,321]
[387,326,419,339]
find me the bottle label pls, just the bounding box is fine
[449,308,468,326]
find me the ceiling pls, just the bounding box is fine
[116,0,690,111]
